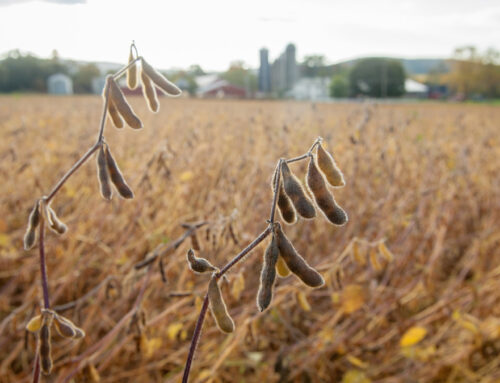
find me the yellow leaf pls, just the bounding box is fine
[331,292,340,304]
[276,256,290,277]
[378,242,394,262]
[319,328,335,343]
[342,369,371,383]
[369,248,383,271]
[0,233,10,247]
[179,171,194,182]
[341,285,365,314]
[167,322,184,341]
[231,273,245,300]
[296,291,311,312]
[197,369,213,382]
[400,326,427,347]
[88,364,100,382]
[26,315,42,332]
[347,355,368,369]
[351,241,366,265]
[144,337,162,358]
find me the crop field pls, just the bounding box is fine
[0,96,499,382]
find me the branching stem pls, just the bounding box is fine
[181,137,323,383]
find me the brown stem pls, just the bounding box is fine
[45,143,100,203]
[268,159,282,224]
[31,353,40,383]
[96,82,110,143]
[181,226,272,383]
[38,220,50,309]
[181,293,209,383]
[112,56,142,80]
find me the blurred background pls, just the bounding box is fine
[0,0,498,101]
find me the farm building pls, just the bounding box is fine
[404,78,428,98]
[197,79,247,99]
[287,77,331,100]
[47,73,73,95]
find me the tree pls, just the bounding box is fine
[448,46,500,99]
[349,58,405,98]
[302,55,331,77]
[72,63,100,93]
[330,71,349,98]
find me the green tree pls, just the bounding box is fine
[349,58,405,97]
[330,72,349,98]
[0,51,68,93]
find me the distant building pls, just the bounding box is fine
[91,76,106,95]
[287,77,331,100]
[198,79,246,99]
[269,43,298,94]
[47,73,73,95]
[404,79,428,98]
[258,48,271,93]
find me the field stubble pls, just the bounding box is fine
[0,96,499,382]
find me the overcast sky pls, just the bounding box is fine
[0,0,498,71]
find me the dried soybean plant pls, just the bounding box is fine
[181,137,348,382]
[22,42,181,380]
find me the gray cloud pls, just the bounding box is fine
[0,0,85,6]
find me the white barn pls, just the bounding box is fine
[47,73,73,95]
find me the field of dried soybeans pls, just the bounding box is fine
[0,96,499,383]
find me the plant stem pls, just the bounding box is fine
[45,143,100,203]
[216,227,272,278]
[31,353,40,383]
[181,293,209,383]
[268,159,282,224]
[38,220,50,309]
[96,82,110,143]
[113,56,142,80]
[182,226,272,383]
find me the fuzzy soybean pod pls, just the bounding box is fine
[47,206,67,235]
[281,161,316,219]
[96,145,112,200]
[107,76,143,130]
[272,169,296,224]
[275,223,324,288]
[107,99,124,129]
[208,275,235,333]
[186,249,217,274]
[24,200,40,250]
[307,157,348,226]
[39,322,52,375]
[104,146,134,199]
[317,144,345,187]
[141,58,182,96]
[126,48,137,90]
[53,314,85,339]
[141,69,159,113]
[257,235,279,312]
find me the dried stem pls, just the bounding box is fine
[113,56,142,80]
[268,159,282,224]
[38,219,50,309]
[182,227,272,383]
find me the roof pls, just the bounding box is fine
[405,78,428,93]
